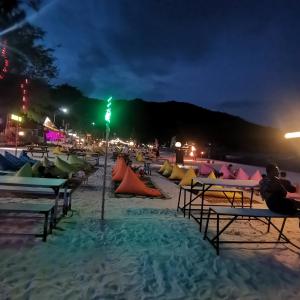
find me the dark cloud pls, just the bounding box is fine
[30,0,300,126]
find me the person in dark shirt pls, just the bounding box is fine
[259,164,300,214]
[279,171,296,193]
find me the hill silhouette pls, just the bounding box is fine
[0,80,289,156]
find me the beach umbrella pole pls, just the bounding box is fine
[101,125,110,220]
[101,96,112,220]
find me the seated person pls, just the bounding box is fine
[259,164,300,214]
[228,164,237,178]
[279,171,296,193]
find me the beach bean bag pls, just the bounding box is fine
[42,157,52,168]
[199,163,214,176]
[235,168,249,180]
[15,163,32,177]
[169,165,186,180]
[250,170,262,181]
[112,157,125,176]
[208,171,217,179]
[53,146,63,155]
[0,153,18,170]
[4,151,25,169]
[112,158,127,181]
[116,167,161,197]
[179,168,197,186]
[162,164,173,177]
[112,157,122,171]
[136,152,144,162]
[32,161,42,177]
[55,157,74,174]
[204,170,242,199]
[48,166,69,179]
[69,155,91,172]
[219,164,234,179]
[68,154,86,166]
[158,160,170,173]
[19,150,37,165]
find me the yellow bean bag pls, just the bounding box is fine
[204,171,242,199]
[179,168,197,186]
[53,146,63,155]
[162,164,173,177]
[158,160,170,173]
[169,165,186,180]
[136,152,144,162]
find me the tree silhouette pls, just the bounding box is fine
[0,0,57,79]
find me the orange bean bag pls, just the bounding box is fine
[112,158,127,181]
[116,167,161,197]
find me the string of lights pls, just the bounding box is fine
[20,78,29,113]
[0,40,9,80]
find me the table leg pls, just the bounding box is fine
[54,188,59,225]
[43,212,49,242]
[177,186,182,211]
[199,184,205,232]
[216,213,220,255]
[63,186,68,215]
[250,188,254,208]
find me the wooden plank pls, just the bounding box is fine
[0,177,67,188]
[0,202,54,213]
[211,207,300,218]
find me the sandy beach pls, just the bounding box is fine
[0,152,300,299]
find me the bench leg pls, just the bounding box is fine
[278,218,287,241]
[63,187,68,215]
[68,193,72,210]
[177,187,182,211]
[250,188,254,208]
[183,190,186,217]
[204,208,211,238]
[199,186,205,232]
[49,208,54,233]
[267,217,271,232]
[216,213,220,255]
[241,192,244,208]
[43,212,49,242]
[188,186,192,219]
[54,188,59,225]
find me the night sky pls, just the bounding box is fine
[30,0,300,129]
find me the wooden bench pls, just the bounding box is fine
[0,186,73,210]
[204,207,300,255]
[25,146,49,158]
[177,184,244,218]
[0,202,55,241]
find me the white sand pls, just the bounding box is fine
[0,151,300,299]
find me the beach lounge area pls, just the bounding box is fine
[1,147,300,299]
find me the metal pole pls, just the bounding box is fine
[15,122,19,156]
[101,124,110,220]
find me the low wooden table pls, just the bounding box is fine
[0,177,68,223]
[26,145,49,157]
[0,202,55,241]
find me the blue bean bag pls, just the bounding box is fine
[4,151,25,169]
[0,153,19,171]
[19,150,37,165]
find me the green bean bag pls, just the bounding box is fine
[32,161,42,177]
[15,163,32,177]
[55,157,75,173]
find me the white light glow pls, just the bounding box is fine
[284,132,300,139]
